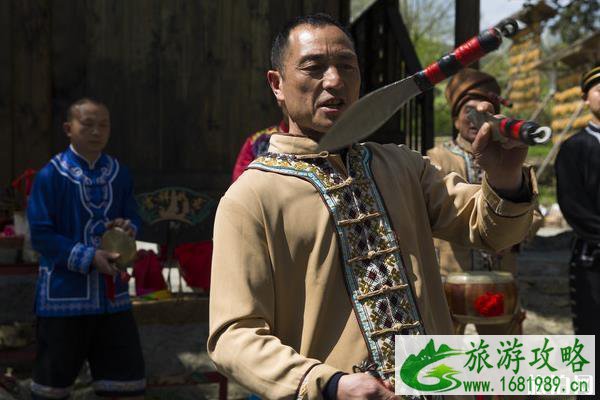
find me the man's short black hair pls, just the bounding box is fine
[270,13,355,72]
[66,97,108,121]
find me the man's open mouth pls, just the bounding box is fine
[318,98,345,110]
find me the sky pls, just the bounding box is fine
[352,1,533,37]
[480,0,529,29]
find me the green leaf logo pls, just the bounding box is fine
[400,339,464,392]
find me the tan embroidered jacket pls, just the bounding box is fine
[208,134,536,399]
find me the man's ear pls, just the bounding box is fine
[63,122,72,138]
[453,117,460,131]
[267,70,284,103]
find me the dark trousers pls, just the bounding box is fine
[32,311,145,399]
[569,240,600,335]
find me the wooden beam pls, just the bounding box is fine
[455,0,480,69]
[386,0,422,73]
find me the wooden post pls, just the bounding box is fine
[455,0,480,69]
[0,1,13,187]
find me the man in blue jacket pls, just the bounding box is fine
[27,98,145,399]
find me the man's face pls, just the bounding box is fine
[454,98,494,143]
[585,82,600,121]
[64,103,110,155]
[268,24,360,136]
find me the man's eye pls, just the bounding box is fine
[303,64,325,73]
[339,63,356,71]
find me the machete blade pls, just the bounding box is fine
[317,77,420,151]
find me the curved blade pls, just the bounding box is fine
[317,77,421,151]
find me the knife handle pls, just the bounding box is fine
[497,117,552,145]
[466,107,552,145]
[414,19,518,90]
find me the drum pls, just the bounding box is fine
[444,271,518,325]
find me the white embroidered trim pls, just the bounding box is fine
[92,378,146,392]
[67,243,94,273]
[31,381,72,399]
[585,126,600,144]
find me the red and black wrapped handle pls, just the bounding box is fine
[466,107,552,145]
[414,19,518,91]
[498,117,552,145]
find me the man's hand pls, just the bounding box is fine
[471,102,528,195]
[106,218,135,238]
[337,373,399,400]
[93,249,120,276]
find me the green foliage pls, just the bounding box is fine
[547,0,600,43]
[526,141,553,160]
[415,37,452,68]
[350,0,373,20]
[538,180,557,207]
[480,46,510,92]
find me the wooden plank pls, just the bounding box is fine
[240,0,283,165]
[219,0,257,176]
[339,0,350,25]
[386,0,421,73]
[422,91,435,153]
[267,0,300,35]
[0,1,13,187]
[11,0,53,176]
[158,0,226,180]
[50,0,88,155]
[83,0,162,180]
[301,0,348,21]
[20,0,350,198]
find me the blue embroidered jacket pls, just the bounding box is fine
[27,146,140,316]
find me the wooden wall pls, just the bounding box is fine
[0,0,349,196]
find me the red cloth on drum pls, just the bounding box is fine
[474,291,504,317]
[174,241,213,291]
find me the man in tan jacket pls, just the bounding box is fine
[209,14,536,400]
[427,69,543,335]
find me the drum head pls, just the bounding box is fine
[446,271,514,284]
